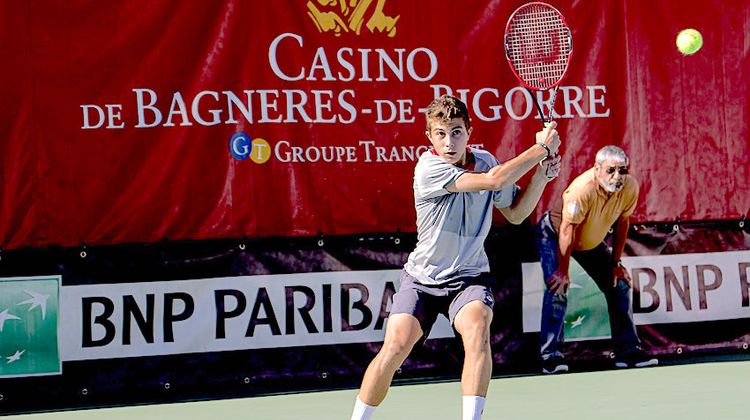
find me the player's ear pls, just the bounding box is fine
[424,130,431,141]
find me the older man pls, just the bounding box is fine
[536,145,658,374]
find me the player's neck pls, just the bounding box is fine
[458,147,475,170]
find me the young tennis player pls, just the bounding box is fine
[350,94,562,420]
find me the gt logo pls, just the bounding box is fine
[229,132,271,164]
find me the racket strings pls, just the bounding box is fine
[506,5,571,89]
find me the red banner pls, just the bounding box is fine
[1,1,747,249]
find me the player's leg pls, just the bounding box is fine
[352,271,430,420]
[356,312,423,406]
[535,213,569,373]
[454,300,493,395]
[451,282,495,420]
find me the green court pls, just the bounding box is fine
[5,360,746,420]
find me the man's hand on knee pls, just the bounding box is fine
[545,270,570,295]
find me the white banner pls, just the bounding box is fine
[59,270,454,361]
[523,250,750,333]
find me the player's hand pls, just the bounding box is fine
[612,264,632,288]
[536,121,560,155]
[536,153,561,180]
[545,269,570,296]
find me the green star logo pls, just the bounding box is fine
[0,276,61,377]
[562,261,611,340]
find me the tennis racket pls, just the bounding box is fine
[504,2,572,130]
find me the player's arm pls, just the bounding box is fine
[546,218,579,296]
[611,215,632,287]
[447,122,560,193]
[447,145,546,193]
[499,155,561,224]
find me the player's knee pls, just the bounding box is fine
[371,345,410,374]
[467,323,491,340]
[459,323,491,352]
[380,338,414,362]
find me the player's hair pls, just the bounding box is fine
[595,145,629,165]
[425,94,471,132]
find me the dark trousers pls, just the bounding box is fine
[535,212,640,358]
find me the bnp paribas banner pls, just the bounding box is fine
[3,250,750,378]
[0,276,61,378]
[522,251,750,338]
[0,270,453,372]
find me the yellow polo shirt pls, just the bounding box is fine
[550,167,639,251]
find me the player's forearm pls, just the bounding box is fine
[501,172,549,223]
[484,145,547,190]
[557,221,575,273]
[611,218,630,262]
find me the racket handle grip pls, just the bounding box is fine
[542,152,559,180]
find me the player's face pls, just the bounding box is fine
[595,159,629,193]
[426,118,472,165]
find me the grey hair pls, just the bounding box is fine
[595,145,629,165]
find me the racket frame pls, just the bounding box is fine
[503,2,573,126]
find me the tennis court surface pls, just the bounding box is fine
[5,360,746,420]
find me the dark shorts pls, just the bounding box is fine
[390,270,496,336]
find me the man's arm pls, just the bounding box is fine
[499,155,561,224]
[546,218,578,296]
[557,218,577,277]
[611,215,632,287]
[447,122,560,193]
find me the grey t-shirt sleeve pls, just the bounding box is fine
[415,156,465,200]
[493,184,521,208]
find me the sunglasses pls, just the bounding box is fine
[605,166,629,175]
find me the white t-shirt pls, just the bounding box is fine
[404,148,519,285]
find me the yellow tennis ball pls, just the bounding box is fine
[676,29,703,55]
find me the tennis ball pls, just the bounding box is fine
[676,29,703,55]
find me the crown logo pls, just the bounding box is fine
[307,0,399,37]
